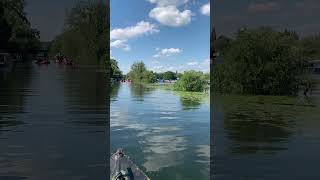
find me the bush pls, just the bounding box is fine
[212,27,308,95]
[174,70,208,92]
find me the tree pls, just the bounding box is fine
[50,0,108,65]
[212,27,309,95]
[162,71,176,80]
[110,58,122,80]
[173,70,208,92]
[127,61,156,83]
[300,34,320,59]
[0,0,40,57]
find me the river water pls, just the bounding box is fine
[213,75,320,180]
[0,62,108,180]
[110,83,210,180]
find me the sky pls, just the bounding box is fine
[110,0,211,74]
[213,0,320,37]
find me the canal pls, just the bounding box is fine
[110,83,210,180]
[0,62,108,180]
[213,75,320,180]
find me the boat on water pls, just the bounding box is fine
[110,149,150,180]
[55,58,72,65]
[35,59,50,65]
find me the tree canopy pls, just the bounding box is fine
[50,0,108,65]
[110,58,122,80]
[174,70,208,92]
[0,0,40,57]
[212,27,312,95]
[127,61,157,83]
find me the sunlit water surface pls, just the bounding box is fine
[110,83,210,180]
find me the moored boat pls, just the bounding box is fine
[35,59,50,65]
[110,149,150,180]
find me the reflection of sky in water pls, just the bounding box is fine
[111,83,209,178]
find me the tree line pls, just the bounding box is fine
[110,60,209,92]
[212,27,318,96]
[49,0,108,65]
[0,0,40,59]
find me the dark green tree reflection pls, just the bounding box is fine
[216,95,315,154]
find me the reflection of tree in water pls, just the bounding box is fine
[217,95,313,154]
[130,84,155,101]
[63,66,108,127]
[177,92,206,111]
[110,82,120,100]
[0,64,32,134]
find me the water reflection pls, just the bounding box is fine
[130,84,156,101]
[215,95,318,154]
[63,65,108,127]
[213,92,320,180]
[111,83,209,180]
[0,63,107,180]
[0,63,32,134]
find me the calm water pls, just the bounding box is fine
[0,62,108,180]
[213,76,320,180]
[110,83,210,180]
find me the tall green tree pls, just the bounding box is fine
[50,0,108,65]
[0,0,40,57]
[127,61,156,83]
[212,27,310,95]
[110,58,122,80]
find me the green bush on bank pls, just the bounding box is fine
[212,27,312,95]
[173,70,208,92]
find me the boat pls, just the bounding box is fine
[110,149,150,180]
[55,58,72,65]
[35,59,50,65]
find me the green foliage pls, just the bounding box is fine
[155,71,177,80]
[127,61,157,83]
[300,34,320,59]
[173,70,208,92]
[212,27,311,95]
[0,0,40,58]
[50,0,108,65]
[110,58,122,80]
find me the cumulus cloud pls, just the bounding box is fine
[179,58,210,72]
[111,21,159,40]
[110,21,159,51]
[149,6,192,27]
[187,61,199,66]
[147,0,189,7]
[248,2,280,13]
[110,40,131,51]
[200,2,210,16]
[153,48,182,58]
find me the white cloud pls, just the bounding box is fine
[149,6,192,27]
[110,21,159,51]
[179,58,210,72]
[110,40,131,51]
[187,61,199,66]
[200,2,210,16]
[110,21,159,40]
[153,48,182,58]
[147,0,189,7]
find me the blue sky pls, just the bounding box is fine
[111,0,210,74]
